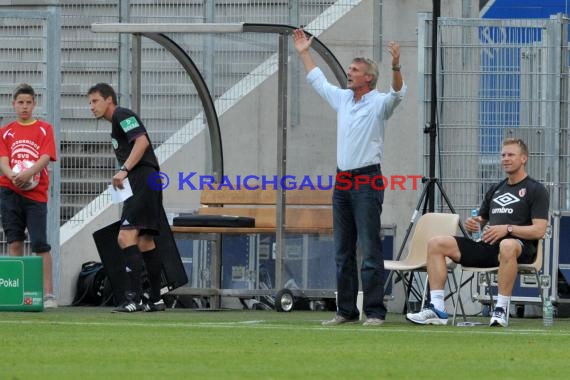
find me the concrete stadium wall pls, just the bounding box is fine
[174,0,480,314]
[59,0,481,312]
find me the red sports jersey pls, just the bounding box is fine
[0,120,57,202]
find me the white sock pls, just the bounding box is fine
[496,294,510,311]
[430,290,445,311]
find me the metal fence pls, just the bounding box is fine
[1,0,362,255]
[0,0,360,231]
[418,15,566,221]
[0,8,60,255]
[59,0,357,224]
[417,14,570,305]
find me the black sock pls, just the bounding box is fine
[142,248,163,302]
[124,245,144,302]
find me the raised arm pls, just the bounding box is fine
[292,28,317,73]
[388,41,403,92]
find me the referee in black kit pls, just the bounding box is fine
[87,83,165,313]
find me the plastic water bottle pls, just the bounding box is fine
[543,298,554,327]
[471,209,481,242]
[540,275,553,327]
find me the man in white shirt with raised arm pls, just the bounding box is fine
[292,28,407,326]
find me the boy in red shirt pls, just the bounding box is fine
[0,84,57,308]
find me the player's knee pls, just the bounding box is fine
[138,236,155,252]
[9,240,25,252]
[499,239,519,261]
[117,230,137,249]
[427,235,453,256]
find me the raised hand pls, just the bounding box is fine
[292,28,313,54]
[387,41,400,65]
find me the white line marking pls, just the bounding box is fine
[0,319,562,336]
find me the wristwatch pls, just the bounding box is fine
[392,64,401,71]
[120,164,129,173]
[507,225,513,235]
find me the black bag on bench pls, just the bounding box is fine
[173,214,255,228]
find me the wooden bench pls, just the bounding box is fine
[169,186,397,310]
[170,186,334,306]
[171,186,333,235]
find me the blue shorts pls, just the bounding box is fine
[0,187,51,253]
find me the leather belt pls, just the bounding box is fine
[336,164,381,176]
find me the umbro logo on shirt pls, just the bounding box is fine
[491,193,519,214]
[493,193,519,207]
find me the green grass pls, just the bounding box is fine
[1,308,569,380]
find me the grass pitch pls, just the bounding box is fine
[1,307,569,380]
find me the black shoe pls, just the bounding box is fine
[144,299,166,312]
[112,300,144,313]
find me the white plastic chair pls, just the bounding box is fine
[384,212,462,313]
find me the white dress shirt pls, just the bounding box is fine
[307,67,407,171]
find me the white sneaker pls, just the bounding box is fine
[362,318,385,326]
[321,315,360,326]
[489,307,508,327]
[406,304,448,325]
[44,298,58,309]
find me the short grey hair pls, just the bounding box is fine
[352,57,379,89]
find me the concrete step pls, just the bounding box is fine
[61,91,199,108]
[60,154,116,169]
[61,167,115,180]
[60,204,93,222]
[61,192,107,207]
[60,130,113,143]
[61,142,115,155]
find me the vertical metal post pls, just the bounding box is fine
[289,0,300,127]
[203,0,215,84]
[417,12,430,176]
[302,235,309,288]
[119,0,131,108]
[373,0,382,63]
[548,14,565,302]
[203,0,215,175]
[203,1,219,308]
[427,0,441,212]
[210,237,221,308]
[131,34,142,114]
[275,33,288,290]
[46,6,61,296]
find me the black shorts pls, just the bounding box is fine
[121,165,162,236]
[455,236,536,267]
[0,187,51,253]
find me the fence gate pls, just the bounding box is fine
[419,14,570,305]
[0,8,61,291]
